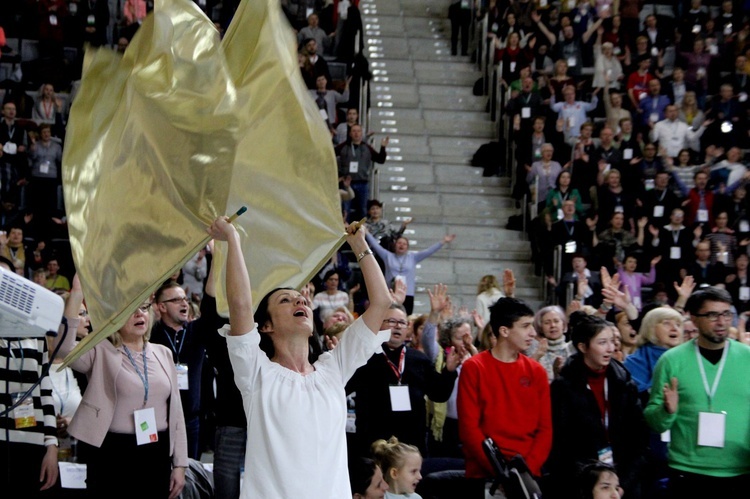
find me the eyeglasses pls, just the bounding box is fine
[693,310,732,322]
[160,296,189,304]
[136,303,152,314]
[78,310,89,317]
[383,318,408,328]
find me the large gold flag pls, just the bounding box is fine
[211,0,344,314]
[62,0,342,363]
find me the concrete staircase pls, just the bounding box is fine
[361,0,542,314]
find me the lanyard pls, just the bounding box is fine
[694,340,729,411]
[565,221,575,236]
[42,100,54,119]
[672,230,680,244]
[163,328,186,364]
[587,377,609,431]
[386,348,406,384]
[123,345,149,406]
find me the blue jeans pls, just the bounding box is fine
[343,181,370,222]
[214,426,247,499]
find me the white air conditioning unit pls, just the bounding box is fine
[0,268,64,338]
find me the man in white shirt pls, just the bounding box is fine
[651,105,710,158]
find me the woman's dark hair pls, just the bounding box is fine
[322,269,340,283]
[489,297,534,337]
[555,169,571,189]
[569,312,610,350]
[578,461,619,499]
[255,286,322,363]
[349,457,378,495]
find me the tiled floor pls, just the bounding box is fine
[362,0,541,311]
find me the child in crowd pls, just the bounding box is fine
[578,462,623,499]
[371,437,424,499]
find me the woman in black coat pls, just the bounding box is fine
[545,313,648,499]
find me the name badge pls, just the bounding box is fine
[633,296,642,309]
[645,178,655,191]
[614,205,624,213]
[740,286,750,301]
[389,385,411,412]
[723,24,732,36]
[49,14,58,26]
[349,161,359,173]
[87,14,96,25]
[59,462,87,489]
[613,46,621,55]
[623,148,633,160]
[534,148,541,158]
[557,208,564,220]
[741,220,750,233]
[567,56,577,68]
[40,160,51,175]
[740,93,748,103]
[661,429,671,442]
[134,407,159,445]
[670,246,681,259]
[12,393,36,429]
[521,107,531,119]
[176,363,189,390]
[692,24,701,34]
[650,112,660,123]
[319,108,328,121]
[3,142,17,155]
[510,61,517,73]
[697,209,709,223]
[491,23,498,32]
[540,0,547,7]
[345,410,356,433]
[597,446,614,465]
[653,205,664,217]
[461,0,470,8]
[567,116,575,128]
[651,47,658,57]
[306,7,314,17]
[567,0,575,9]
[565,240,577,253]
[698,412,726,448]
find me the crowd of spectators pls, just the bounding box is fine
[496,0,750,316]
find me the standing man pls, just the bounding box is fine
[336,125,388,221]
[346,304,460,456]
[151,282,207,459]
[457,297,552,494]
[0,102,28,202]
[645,287,750,496]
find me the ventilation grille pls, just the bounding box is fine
[0,273,35,316]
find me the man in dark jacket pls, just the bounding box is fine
[346,304,459,457]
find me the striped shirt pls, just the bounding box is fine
[0,338,58,447]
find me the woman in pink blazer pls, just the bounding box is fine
[57,278,188,498]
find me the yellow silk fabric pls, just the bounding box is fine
[62,0,342,364]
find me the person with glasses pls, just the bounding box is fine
[346,303,463,457]
[55,276,188,498]
[151,282,210,459]
[645,287,750,497]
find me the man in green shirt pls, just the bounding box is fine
[645,287,750,496]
